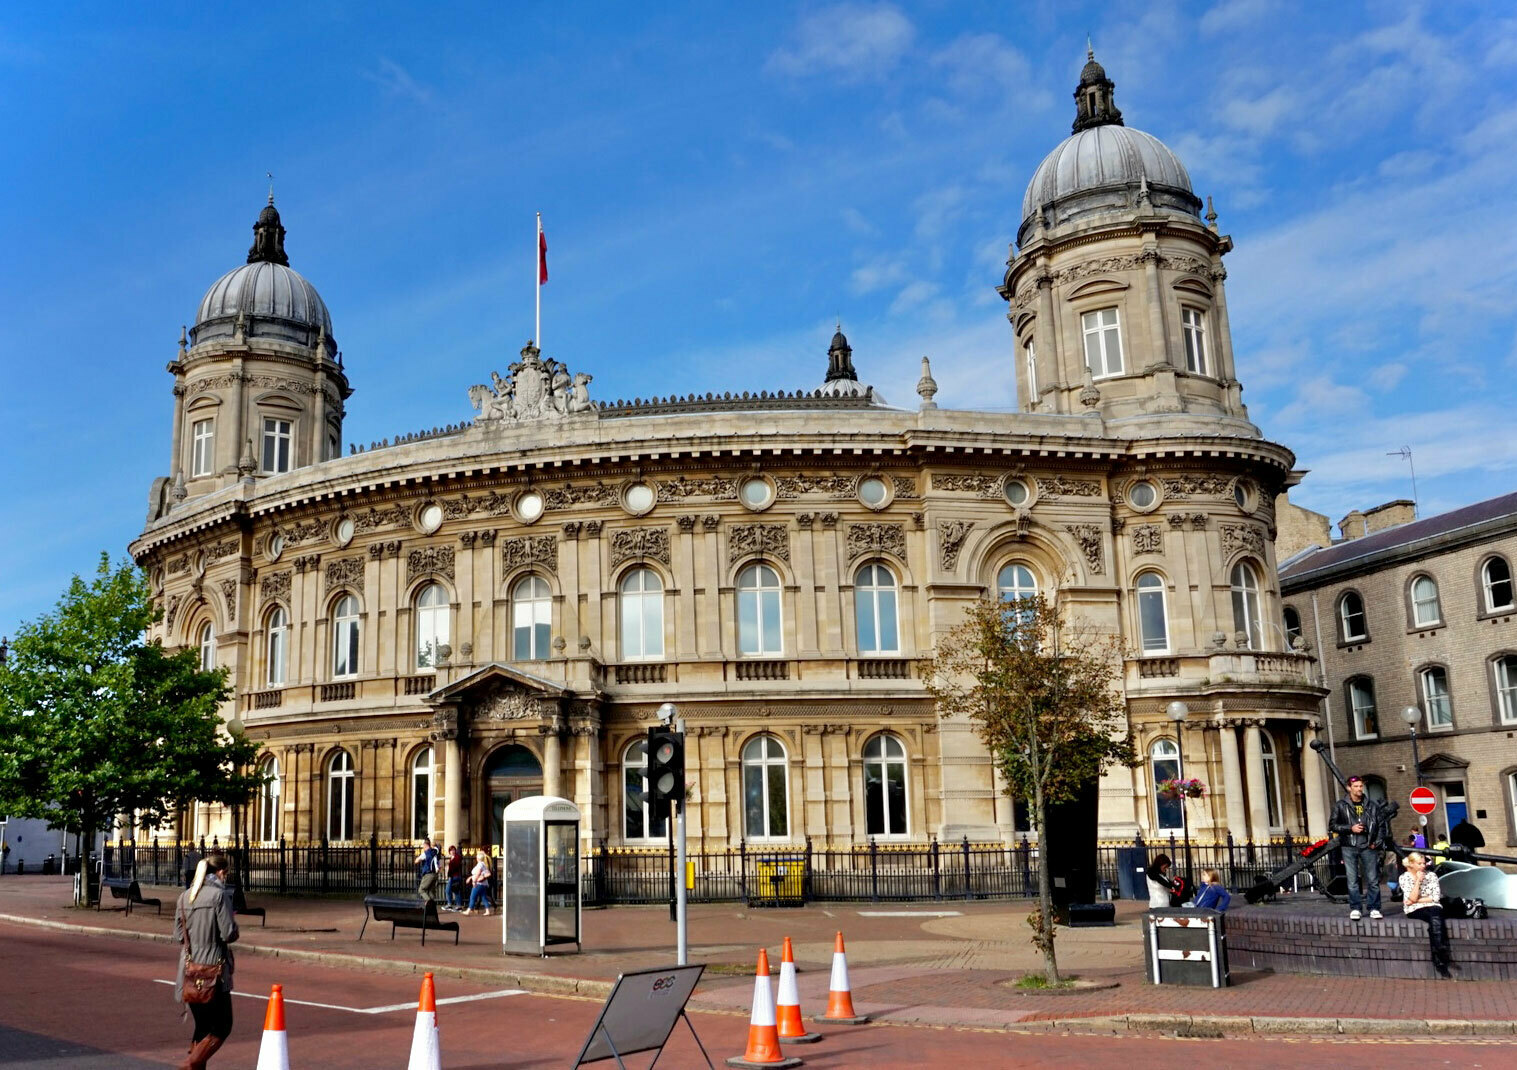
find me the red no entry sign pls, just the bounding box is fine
[1410,786,1437,815]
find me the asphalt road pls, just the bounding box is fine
[0,921,1508,1069]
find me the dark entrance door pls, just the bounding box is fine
[484,744,543,849]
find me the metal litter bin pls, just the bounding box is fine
[1143,907,1228,987]
[751,856,805,907]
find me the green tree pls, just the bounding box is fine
[0,554,261,903]
[925,594,1134,983]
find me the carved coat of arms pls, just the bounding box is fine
[470,342,594,424]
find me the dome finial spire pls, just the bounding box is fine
[266,171,275,206]
[1073,43,1123,134]
[248,191,289,266]
[827,323,856,383]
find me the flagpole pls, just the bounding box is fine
[535,212,542,351]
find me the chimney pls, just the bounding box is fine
[1339,510,1367,540]
[1363,499,1416,534]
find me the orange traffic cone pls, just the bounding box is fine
[407,972,442,1070]
[255,984,290,1070]
[775,937,821,1044]
[813,932,870,1025]
[724,948,803,1069]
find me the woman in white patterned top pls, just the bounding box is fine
[1398,851,1451,978]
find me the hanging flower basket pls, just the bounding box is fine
[1157,777,1206,801]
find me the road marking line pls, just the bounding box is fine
[153,979,525,1014]
[856,910,963,917]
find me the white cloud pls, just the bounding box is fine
[840,207,877,236]
[364,57,433,104]
[765,4,914,82]
[931,33,1030,97]
[1199,0,1275,35]
[850,255,907,295]
[1368,363,1408,391]
[888,279,937,315]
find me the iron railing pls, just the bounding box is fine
[104,831,1322,905]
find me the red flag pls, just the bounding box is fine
[538,225,548,285]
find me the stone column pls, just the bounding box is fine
[1216,720,1248,842]
[1033,271,1060,412]
[310,370,328,466]
[991,763,1016,843]
[169,382,186,481]
[1243,722,1271,843]
[543,722,564,799]
[1301,723,1329,839]
[443,732,463,850]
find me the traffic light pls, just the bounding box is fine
[646,726,685,808]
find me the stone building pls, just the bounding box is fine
[1280,492,1517,847]
[130,52,1328,854]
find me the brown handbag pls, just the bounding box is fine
[178,904,223,1004]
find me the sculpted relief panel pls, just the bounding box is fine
[728,523,790,563]
[610,527,671,567]
[845,522,905,563]
[501,535,558,572]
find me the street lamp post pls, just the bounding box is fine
[1166,700,1193,893]
[1399,705,1424,787]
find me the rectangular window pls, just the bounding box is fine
[1421,667,1453,729]
[1181,307,1209,375]
[1025,341,1038,398]
[1347,679,1378,739]
[1496,658,1517,725]
[191,418,215,477]
[261,418,293,474]
[1081,307,1123,378]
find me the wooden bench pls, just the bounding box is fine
[231,884,266,927]
[98,877,162,916]
[359,895,458,946]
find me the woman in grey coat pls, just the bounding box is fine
[173,851,239,1069]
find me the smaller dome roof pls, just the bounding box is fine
[192,261,333,348]
[1020,124,1200,240]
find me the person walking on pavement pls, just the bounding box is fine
[466,849,494,915]
[443,845,465,911]
[414,836,440,903]
[1399,850,1453,978]
[173,851,238,1069]
[1330,774,1388,920]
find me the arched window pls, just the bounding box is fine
[1282,606,1302,647]
[737,564,783,656]
[511,574,552,660]
[621,738,668,842]
[1495,656,1517,725]
[411,746,435,841]
[1338,591,1367,642]
[854,563,899,654]
[1362,775,1388,803]
[1150,739,1182,834]
[326,750,355,841]
[266,607,288,687]
[1419,666,1453,729]
[197,622,216,672]
[1230,562,1262,648]
[1410,575,1442,628]
[414,583,450,669]
[997,563,1038,603]
[1260,734,1284,831]
[619,568,664,660]
[742,735,789,839]
[1346,677,1379,740]
[863,734,908,837]
[1484,557,1515,613]
[1135,572,1169,653]
[332,594,360,678]
[256,757,281,842]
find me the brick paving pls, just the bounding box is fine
[5,875,1516,1033]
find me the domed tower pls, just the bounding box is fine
[156,197,351,515]
[999,49,1251,431]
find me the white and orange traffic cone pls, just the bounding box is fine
[407,972,442,1070]
[775,937,821,1044]
[255,983,290,1070]
[812,932,870,1025]
[724,948,802,1069]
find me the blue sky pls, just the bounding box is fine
[3,1,1516,632]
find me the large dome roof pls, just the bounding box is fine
[1021,124,1196,221]
[1018,50,1202,242]
[189,200,335,350]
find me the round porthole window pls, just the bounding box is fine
[419,503,444,534]
[1234,481,1252,511]
[1004,478,1030,507]
[739,477,774,511]
[1128,481,1158,509]
[858,476,889,508]
[516,490,545,523]
[267,533,285,560]
[624,482,655,515]
[335,517,355,546]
